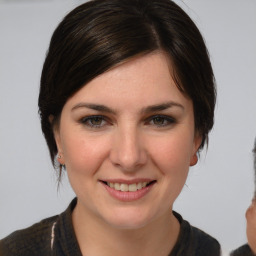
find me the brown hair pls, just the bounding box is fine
[38,0,216,172]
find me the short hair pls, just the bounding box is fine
[38,0,216,171]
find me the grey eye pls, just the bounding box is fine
[89,117,103,126]
[152,116,166,125]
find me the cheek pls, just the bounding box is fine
[149,132,195,174]
[62,134,110,176]
[147,136,193,210]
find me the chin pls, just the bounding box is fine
[103,208,156,230]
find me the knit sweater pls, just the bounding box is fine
[0,198,221,256]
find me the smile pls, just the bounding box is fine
[106,181,151,192]
[100,180,156,201]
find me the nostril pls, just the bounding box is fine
[109,133,147,171]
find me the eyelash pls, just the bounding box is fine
[146,115,176,127]
[79,115,176,129]
[80,115,108,128]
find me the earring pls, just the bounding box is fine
[57,153,65,167]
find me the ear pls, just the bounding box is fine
[190,134,202,167]
[49,115,65,165]
[190,153,198,166]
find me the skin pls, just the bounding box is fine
[54,52,201,256]
[246,199,256,254]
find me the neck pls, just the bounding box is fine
[72,202,180,256]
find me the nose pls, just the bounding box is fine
[109,125,147,172]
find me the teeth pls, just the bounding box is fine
[114,183,120,190]
[107,182,150,191]
[120,184,128,192]
[128,184,137,192]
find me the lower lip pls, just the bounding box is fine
[101,182,154,202]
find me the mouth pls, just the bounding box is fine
[100,180,157,192]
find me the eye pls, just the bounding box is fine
[147,115,176,127]
[80,115,107,128]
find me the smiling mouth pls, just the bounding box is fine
[100,181,156,192]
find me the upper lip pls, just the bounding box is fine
[99,178,156,184]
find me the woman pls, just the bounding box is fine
[0,0,220,255]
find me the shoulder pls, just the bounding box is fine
[189,224,221,254]
[230,244,254,256]
[171,211,221,256]
[0,215,58,256]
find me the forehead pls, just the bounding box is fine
[64,52,191,111]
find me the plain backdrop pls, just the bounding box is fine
[0,0,255,252]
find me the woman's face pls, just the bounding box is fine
[54,52,201,229]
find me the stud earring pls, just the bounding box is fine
[57,154,61,159]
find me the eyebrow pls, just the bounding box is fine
[71,103,115,114]
[141,102,184,114]
[71,101,184,114]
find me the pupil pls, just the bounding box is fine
[92,117,102,125]
[154,117,164,125]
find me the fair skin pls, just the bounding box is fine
[54,52,201,256]
[246,199,256,254]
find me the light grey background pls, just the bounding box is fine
[0,0,255,251]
